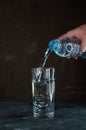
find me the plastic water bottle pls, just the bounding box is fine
[48,37,86,58]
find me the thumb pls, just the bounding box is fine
[58,34,66,41]
[58,30,79,41]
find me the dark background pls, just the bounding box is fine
[0,0,86,101]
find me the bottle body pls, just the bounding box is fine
[48,37,86,58]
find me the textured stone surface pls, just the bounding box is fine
[0,101,86,130]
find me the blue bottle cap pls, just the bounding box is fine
[48,39,61,51]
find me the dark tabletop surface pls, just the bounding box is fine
[0,101,86,130]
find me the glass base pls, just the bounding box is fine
[34,112,54,118]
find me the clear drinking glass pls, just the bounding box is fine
[32,67,55,118]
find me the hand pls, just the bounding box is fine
[58,24,86,52]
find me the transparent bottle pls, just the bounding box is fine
[48,37,86,58]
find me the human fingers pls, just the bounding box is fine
[80,39,86,52]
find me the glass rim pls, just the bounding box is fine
[32,67,55,70]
